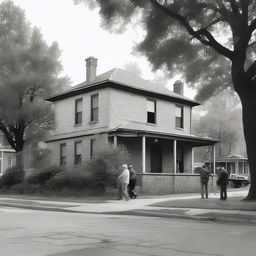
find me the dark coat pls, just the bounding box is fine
[200,167,210,183]
[217,170,229,188]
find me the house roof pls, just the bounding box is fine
[216,154,248,162]
[0,144,15,152]
[47,68,200,106]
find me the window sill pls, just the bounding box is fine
[147,122,156,126]
[74,123,82,127]
[89,120,98,125]
[175,127,184,131]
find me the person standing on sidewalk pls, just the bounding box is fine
[199,165,211,199]
[128,164,137,199]
[217,167,229,200]
[117,164,130,201]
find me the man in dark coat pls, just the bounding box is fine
[217,167,229,200]
[199,165,211,199]
[128,164,137,199]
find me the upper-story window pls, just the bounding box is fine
[147,99,156,124]
[74,141,82,165]
[91,94,99,122]
[90,139,96,159]
[175,105,184,129]
[60,143,66,165]
[75,98,83,125]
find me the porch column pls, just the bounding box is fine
[142,136,146,173]
[235,160,239,175]
[1,151,3,174]
[191,147,194,173]
[212,145,216,174]
[242,161,245,174]
[173,139,177,174]
[113,135,117,148]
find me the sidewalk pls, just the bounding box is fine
[1,189,256,224]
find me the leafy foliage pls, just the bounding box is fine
[26,166,65,185]
[193,89,245,161]
[45,169,90,191]
[0,166,25,188]
[0,1,69,158]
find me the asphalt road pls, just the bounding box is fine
[0,206,255,256]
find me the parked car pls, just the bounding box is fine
[228,174,250,188]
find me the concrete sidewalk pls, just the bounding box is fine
[0,189,255,224]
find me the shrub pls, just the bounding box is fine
[9,183,43,194]
[83,145,130,191]
[26,165,65,185]
[45,170,90,191]
[0,166,25,188]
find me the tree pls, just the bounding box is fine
[76,0,256,199]
[0,1,68,166]
[193,90,245,162]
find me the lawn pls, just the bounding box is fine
[152,197,256,211]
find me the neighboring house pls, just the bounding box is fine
[214,154,249,177]
[46,57,217,194]
[0,142,16,175]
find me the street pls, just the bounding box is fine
[0,207,255,256]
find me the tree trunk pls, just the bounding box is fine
[16,150,24,168]
[239,90,256,200]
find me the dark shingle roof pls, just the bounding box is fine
[47,68,199,106]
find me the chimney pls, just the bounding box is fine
[173,80,184,95]
[85,56,97,84]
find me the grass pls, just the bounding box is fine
[152,196,256,211]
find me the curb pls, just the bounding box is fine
[108,210,256,225]
[0,202,86,214]
[1,202,256,225]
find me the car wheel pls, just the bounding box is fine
[229,181,234,188]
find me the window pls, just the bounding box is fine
[74,141,82,165]
[90,94,98,122]
[90,139,96,159]
[147,99,156,124]
[60,143,66,165]
[175,105,184,128]
[75,98,82,125]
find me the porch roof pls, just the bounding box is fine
[216,154,248,162]
[109,128,217,147]
[0,146,15,153]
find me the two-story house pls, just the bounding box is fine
[46,57,217,194]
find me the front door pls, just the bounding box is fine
[150,145,162,173]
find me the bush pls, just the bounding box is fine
[26,165,65,185]
[0,166,25,188]
[84,145,130,191]
[45,170,90,191]
[8,183,43,194]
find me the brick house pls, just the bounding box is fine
[46,57,217,194]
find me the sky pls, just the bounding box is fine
[10,0,195,97]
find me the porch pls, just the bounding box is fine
[108,129,217,195]
[109,129,217,174]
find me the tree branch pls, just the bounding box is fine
[148,0,234,59]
